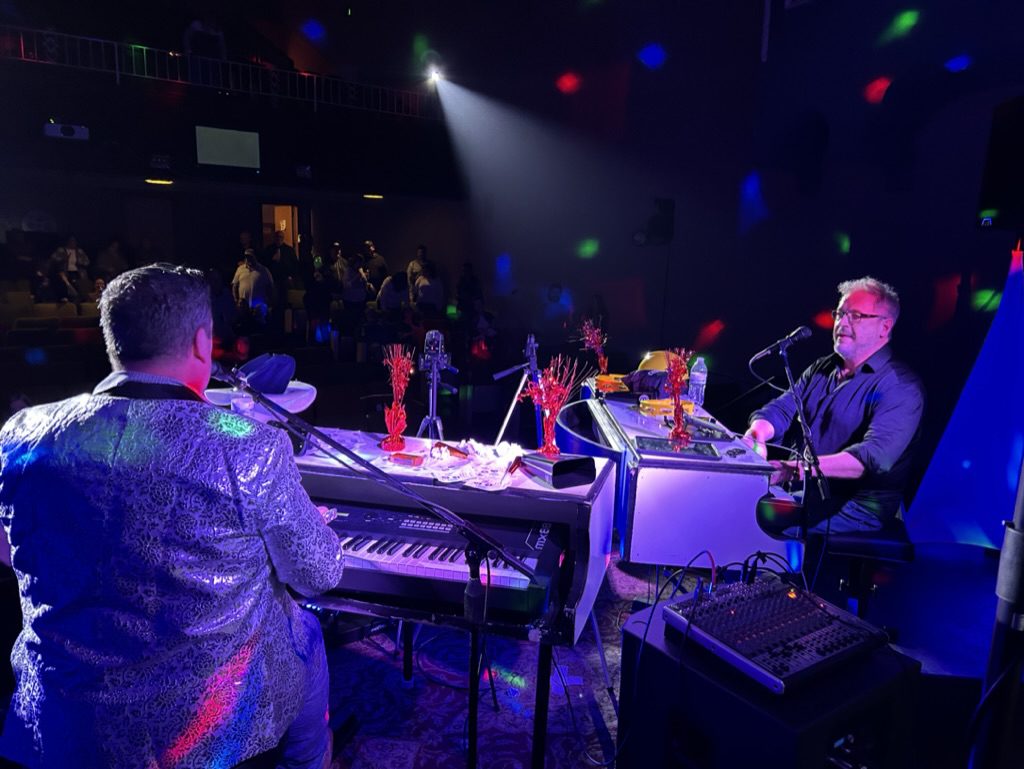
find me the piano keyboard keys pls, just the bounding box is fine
[336,532,536,590]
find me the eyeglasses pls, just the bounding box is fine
[831,309,888,323]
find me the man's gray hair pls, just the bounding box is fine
[100,263,211,367]
[837,276,900,322]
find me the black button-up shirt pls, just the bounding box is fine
[750,345,925,521]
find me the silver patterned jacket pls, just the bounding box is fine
[0,376,344,768]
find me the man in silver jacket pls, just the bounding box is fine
[0,263,344,768]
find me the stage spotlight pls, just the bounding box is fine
[429,68,443,83]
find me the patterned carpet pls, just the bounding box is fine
[323,555,688,769]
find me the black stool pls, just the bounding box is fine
[809,517,915,619]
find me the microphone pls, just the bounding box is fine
[750,326,812,362]
[209,361,238,385]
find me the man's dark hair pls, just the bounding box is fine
[99,263,211,367]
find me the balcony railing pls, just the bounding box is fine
[0,24,440,120]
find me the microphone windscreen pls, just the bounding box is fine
[239,354,296,394]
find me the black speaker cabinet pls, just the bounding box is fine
[618,605,920,769]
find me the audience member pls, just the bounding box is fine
[94,239,129,282]
[406,244,428,299]
[87,277,106,303]
[302,268,333,343]
[376,271,409,314]
[49,235,89,300]
[29,263,57,303]
[232,248,275,326]
[363,240,389,293]
[413,260,444,316]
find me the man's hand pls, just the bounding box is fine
[741,418,774,459]
[769,459,802,486]
[740,431,768,459]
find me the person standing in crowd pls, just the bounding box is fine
[406,245,428,301]
[413,260,444,316]
[49,235,89,301]
[232,248,275,326]
[262,231,299,330]
[0,263,343,768]
[362,240,389,294]
[376,270,408,315]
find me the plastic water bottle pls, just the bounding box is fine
[688,356,707,407]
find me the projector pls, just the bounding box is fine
[43,123,89,141]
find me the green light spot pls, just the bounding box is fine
[209,410,255,438]
[446,303,459,319]
[971,290,1002,312]
[879,10,920,44]
[979,208,999,219]
[412,33,430,64]
[576,238,599,259]
[834,231,851,255]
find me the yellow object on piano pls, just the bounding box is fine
[595,373,628,393]
[638,398,693,417]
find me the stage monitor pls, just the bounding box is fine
[195,126,260,170]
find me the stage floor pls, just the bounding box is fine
[322,541,1000,768]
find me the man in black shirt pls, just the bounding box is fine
[742,276,924,535]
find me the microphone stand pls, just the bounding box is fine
[493,334,541,445]
[777,345,829,539]
[416,333,458,441]
[212,365,534,769]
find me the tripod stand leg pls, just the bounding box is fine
[481,635,500,713]
[495,370,529,445]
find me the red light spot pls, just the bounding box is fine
[928,274,960,330]
[555,72,582,94]
[1012,239,1023,275]
[864,76,892,104]
[812,310,833,330]
[693,319,726,350]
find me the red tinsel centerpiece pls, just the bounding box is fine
[666,348,692,443]
[381,344,414,452]
[579,318,608,375]
[519,355,588,457]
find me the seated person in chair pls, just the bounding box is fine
[741,277,924,537]
[0,264,344,768]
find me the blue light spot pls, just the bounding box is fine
[300,19,327,43]
[944,54,971,73]
[636,43,667,70]
[961,459,971,470]
[494,252,514,296]
[786,540,802,572]
[24,348,47,366]
[739,171,769,233]
[495,252,511,279]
